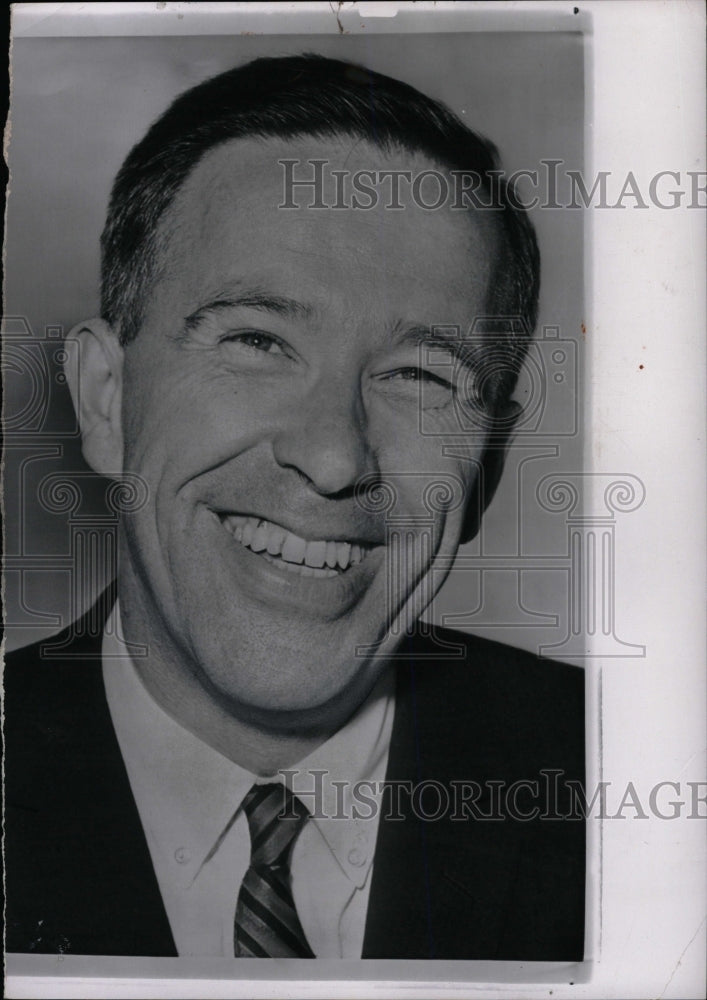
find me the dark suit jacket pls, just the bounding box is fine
[4,588,585,960]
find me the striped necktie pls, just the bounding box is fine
[234,782,315,958]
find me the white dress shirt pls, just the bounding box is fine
[102,603,394,958]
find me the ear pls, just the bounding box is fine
[461,400,522,544]
[64,318,124,477]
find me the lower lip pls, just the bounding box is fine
[210,510,382,619]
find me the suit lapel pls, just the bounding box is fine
[5,587,177,956]
[70,650,178,956]
[362,650,518,959]
[362,662,436,958]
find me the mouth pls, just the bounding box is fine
[219,513,375,579]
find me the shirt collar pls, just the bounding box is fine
[280,666,394,888]
[102,601,393,891]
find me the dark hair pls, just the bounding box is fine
[101,54,539,401]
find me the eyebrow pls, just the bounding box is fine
[182,296,482,369]
[183,290,314,333]
[394,323,482,369]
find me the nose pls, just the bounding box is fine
[272,377,374,496]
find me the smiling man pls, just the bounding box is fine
[5,55,585,961]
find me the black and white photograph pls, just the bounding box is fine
[2,3,705,999]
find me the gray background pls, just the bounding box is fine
[4,31,584,652]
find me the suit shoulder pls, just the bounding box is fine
[3,601,111,745]
[399,626,585,772]
[3,584,115,682]
[406,624,584,686]
[4,629,103,700]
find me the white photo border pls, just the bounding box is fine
[4,2,706,999]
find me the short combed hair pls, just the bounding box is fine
[101,53,539,400]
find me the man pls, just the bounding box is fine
[4,54,585,961]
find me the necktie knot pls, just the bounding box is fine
[242,782,310,869]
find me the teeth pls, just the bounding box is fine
[281,534,306,564]
[220,514,371,574]
[262,551,338,578]
[250,521,269,552]
[266,527,285,556]
[304,540,327,568]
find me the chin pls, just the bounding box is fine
[187,614,381,722]
[203,656,380,736]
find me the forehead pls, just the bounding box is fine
[155,135,499,321]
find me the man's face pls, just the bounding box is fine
[118,136,499,731]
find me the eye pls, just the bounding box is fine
[376,366,456,410]
[388,367,453,387]
[221,330,287,355]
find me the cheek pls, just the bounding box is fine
[122,361,268,473]
[375,418,476,490]
[378,434,481,550]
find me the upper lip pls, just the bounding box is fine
[213,508,385,547]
